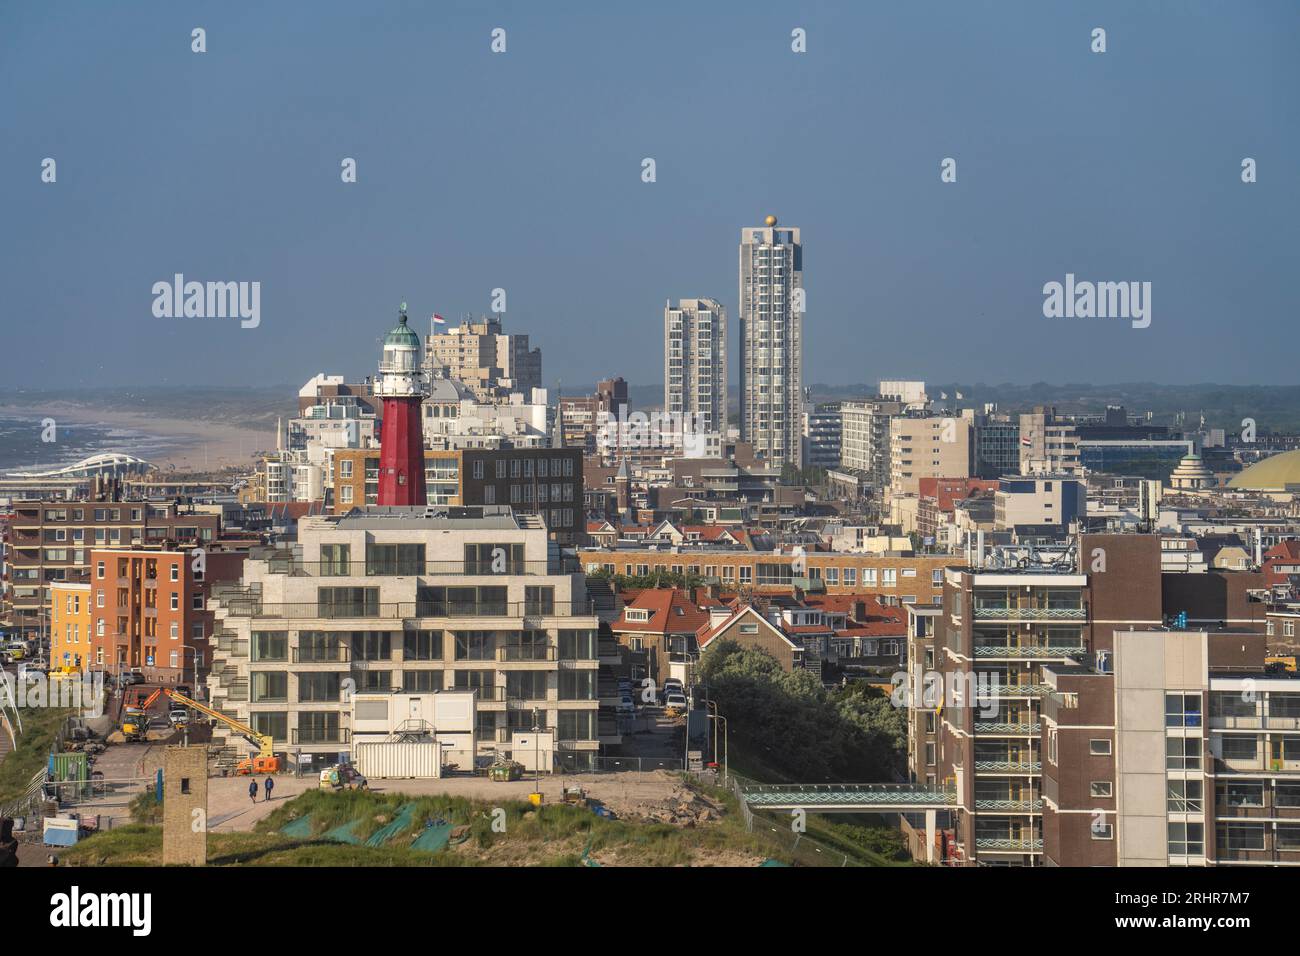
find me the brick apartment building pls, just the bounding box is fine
[331,447,584,545]
[2,495,221,642]
[88,546,246,684]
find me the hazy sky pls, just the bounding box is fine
[2,1,1297,391]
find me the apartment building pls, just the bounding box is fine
[49,580,92,672]
[89,547,247,683]
[582,547,957,602]
[2,497,221,641]
[1019,407,1082,476]
[801,402,842,470]
[925,533,1162,866]
[559,377,628,452]
[424,315,541,402]
[331,447,583,544]
[738,218,803,468]
[204,506,604,772]
[974,410,1021,479]
[840,398,905,489]
[665,299,727,436]
[994,476,1086,532]
[1041,626,1300,866]
[889,412,974,496]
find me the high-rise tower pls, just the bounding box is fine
[739,215,803,468]
[376,303,429,506]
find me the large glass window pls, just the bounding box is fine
[297,672,342,702]
[454,631,494,661]
[298,632,347,662]
[251,631,287,662]
[320,544,351,576]
[298,712,340,744]
[317,587,379,618]
[402,670,443,692]
[558,710,595,741]
[366,543,425,576]
[464,543,524,575]
[524,586,555,616]
[350,631,392,661]
[559,670,596,700]
[251,671,288,702]
[559,629,596,660]
[1166,737,1201,770]
[506,671,547,701]
[403,629,442,661]
[1167,779,1203,813]
[250,712,287,741]
[1220,736,1258,761]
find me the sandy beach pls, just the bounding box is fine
[0,402,275,473]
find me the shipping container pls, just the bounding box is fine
[354,741,442,779]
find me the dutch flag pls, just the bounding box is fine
[431,313,446,325]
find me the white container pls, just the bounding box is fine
[354,741,442,779]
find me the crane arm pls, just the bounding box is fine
[166,690,275,757]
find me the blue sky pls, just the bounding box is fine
[2,0,1297,390]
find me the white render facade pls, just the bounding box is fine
[205,505,601,772]
[739,221,803,468]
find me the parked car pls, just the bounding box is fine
[664,692,688,712]
[168,709,190,727]
[121,671,145,686]
[617,695,635,715]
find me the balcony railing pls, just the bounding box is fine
[975,838,1043,852]
[497,645,556,663]
[974,799,1042,812]
[262,558,582,578]
[219,600,597,620]
[972,606,1086,621]
[291,727,351,745]
[292,646,351,663]
[974,761,1041,774]
[973,722,1042,735]
[973,644,1087,659]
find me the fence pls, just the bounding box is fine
[552,754,685,774]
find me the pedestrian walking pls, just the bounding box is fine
[264,776,274,802]
[248,779,258,805]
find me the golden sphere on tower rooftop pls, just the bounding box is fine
[764,214,778,227]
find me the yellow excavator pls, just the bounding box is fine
[165,689,281,774]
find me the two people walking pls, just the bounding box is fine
[248,776,274,804]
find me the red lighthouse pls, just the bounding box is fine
[376,302,428,506]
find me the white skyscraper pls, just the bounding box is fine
[739,216,803,468]
[664,298,727,435]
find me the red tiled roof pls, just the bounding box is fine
[613,588,713,635]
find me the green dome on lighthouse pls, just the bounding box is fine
[384,302,421,349]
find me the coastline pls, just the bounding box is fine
[0,402,273,472]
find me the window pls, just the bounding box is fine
[321,544,350,576]
[297,672,342,702]
[170,564,180,582]
[739,623,759,635]
[365,543,425,576]
[251,712,288,741]
[524,586,555,616]
[1222,781,1264,807]
[1165,693,1202,727]
[464,543,524,575]
[251,631,288,662]
[350,631,392,661]
[251,672,288,702]
[340,459,353,478]
[454,631,494,661]
[1166,736,1202,770]
[402,629,442,661]
[1091,821,1114,841]
[402,670,443,693]
[1168,779,1203,813]
[170,593,179,611]
[1090,781,1113,799]
[317,587,380,618]
[1089,738,1112,756]
[1168,822,1205,856]
[1220,736,1258,761]
[1216,822,1264,852]
[341,486,354,504]
[559,630,596,660]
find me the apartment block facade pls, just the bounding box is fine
[204,506,603,772]
[331,447,584,544]
[738,220,803,468]
[889,413,974,496]
[665,298,727,436]
[840,398,905,488]
[423,315,541,402]
[2,499,220,641]
[88,547,246,683]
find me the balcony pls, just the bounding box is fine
[266,558,581,578]
[973,722,1041,736]
[222,600,596,621]
[292,727,351,745]
[974,799,1042,813]
[975,838,1043,853]
[974,761,1041,774]
[973,644,1087,659]
[972,605,1086,622]
[292,646,350,664]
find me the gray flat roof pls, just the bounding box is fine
[334,505,523,531]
